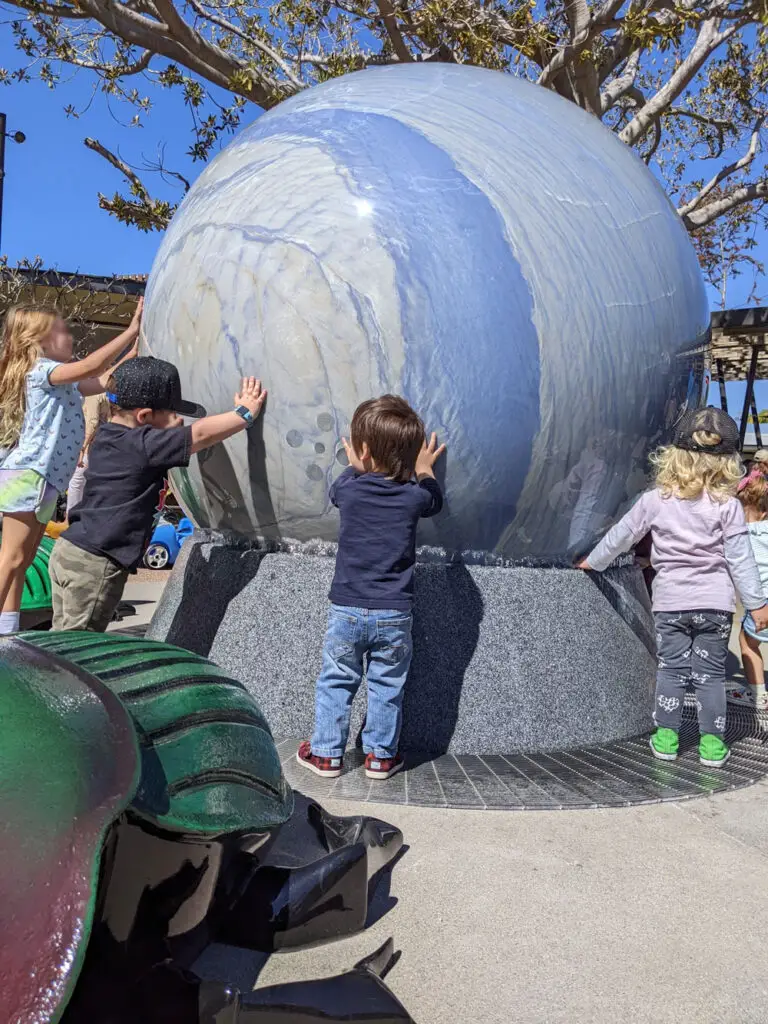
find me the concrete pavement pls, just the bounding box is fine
[249,783,768,1023]
[107,572,171,634]
[120,575,768,1022]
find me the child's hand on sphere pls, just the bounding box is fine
[124,297,145,359]
[752,605,768,633]
[415,432,446,479]
[235,377,267,419]
[131,296,144,331]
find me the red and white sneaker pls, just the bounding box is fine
[365,753,404,780]
[727,685,768,710]
[296,740,343,778]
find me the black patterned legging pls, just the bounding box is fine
[653,610,733,738]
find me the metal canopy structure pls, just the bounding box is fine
[710,307,768,450]
[0,269,146,354]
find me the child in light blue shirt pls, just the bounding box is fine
[0,301,142,633]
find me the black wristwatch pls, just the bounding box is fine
[234,405,255,428]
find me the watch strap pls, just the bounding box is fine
[234,405,255,427]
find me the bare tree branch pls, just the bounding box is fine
[1,0,91,16]
[151,0,277,94]
[70,47,152,76]
[85,135,178,229]
[683,179,768,229]
[600,49,641,114]
[598,0,704,86]
[562,0,601,113]
[72,0,280,104]
[666,107,732,129]
[184,0,305,88]
[643,118,662,163]
[619,18,743,146]
[4,0,767,244]
[85,135,149,196]
[538,0,623,98]
[679,114,765,216]
[374,0,412,64]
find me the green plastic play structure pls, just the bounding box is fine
[22,535,54,613]
[0,528,55,624]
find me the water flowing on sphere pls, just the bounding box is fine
[144,63,709,563]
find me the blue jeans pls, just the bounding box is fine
[311,605,413,759]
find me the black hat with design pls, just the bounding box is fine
[673,407,739,455]
[108,357,206,418]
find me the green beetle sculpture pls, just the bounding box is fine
[0,631,412,1024]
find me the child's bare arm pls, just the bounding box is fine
[79,340,143,396]
[51,299,143,387]
[190,377,266,454]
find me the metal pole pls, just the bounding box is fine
[739,345,759,449]
[751,392,763,448]
[0,112,6,253]
[716,359,728,413]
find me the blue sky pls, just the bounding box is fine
[710,378,768,422]
[0,30,212,274]
[1,34,765,304]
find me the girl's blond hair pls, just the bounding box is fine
[651,429,743,502]
[738,473,768,515]
[0,305,59,448]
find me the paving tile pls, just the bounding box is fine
[273,704,768,811]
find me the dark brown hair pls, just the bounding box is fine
[350,395,425,482]
[739,474,768,515]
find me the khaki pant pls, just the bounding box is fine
[50,537,129,632]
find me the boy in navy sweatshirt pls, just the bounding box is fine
[297,395,445,780]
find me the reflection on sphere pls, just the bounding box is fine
[144,64,709,563]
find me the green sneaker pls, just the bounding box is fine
[649,727,679,761]
[699,734,730,768]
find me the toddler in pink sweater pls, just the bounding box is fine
[580,408,768,768]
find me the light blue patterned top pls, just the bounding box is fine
[1,358,85,493]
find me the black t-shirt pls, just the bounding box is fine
[65,423,192,571]
[328,468,443,612]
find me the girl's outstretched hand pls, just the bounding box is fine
[124,297,144,360]
[130,296,144,333]
[575,559,592,570]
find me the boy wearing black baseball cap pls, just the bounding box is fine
[50,356,266,631]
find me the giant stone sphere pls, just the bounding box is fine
[144,64,709,562]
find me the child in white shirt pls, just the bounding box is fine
[729,473,768,709]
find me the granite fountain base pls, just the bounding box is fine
[147,531,655,756]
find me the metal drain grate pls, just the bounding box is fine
[276,702,768,810]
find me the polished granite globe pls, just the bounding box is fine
[144,63,709,562]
